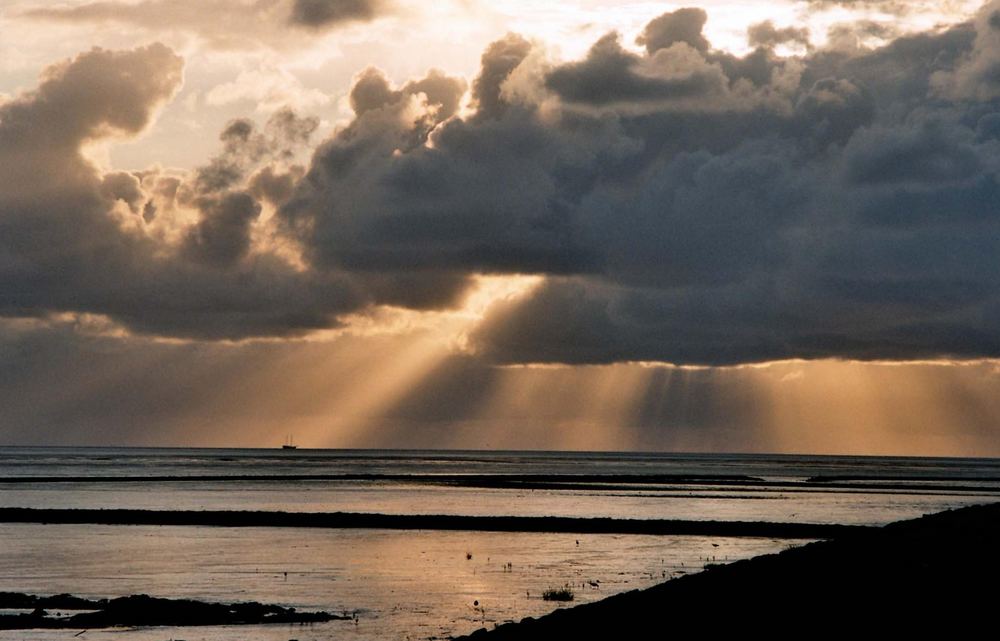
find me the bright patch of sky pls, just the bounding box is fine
[0,0,983,170]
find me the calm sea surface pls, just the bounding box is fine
[1,447,998,640]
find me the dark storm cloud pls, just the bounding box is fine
[0,44,365,340]
[100,172,147,215]
[350,67,466,121]
[0,43,182,144]
[280,52,611,281]
[183,191,262,267]
[248,166,306,207]
[841,119,981,186]
[8,4,1000,365]
[546,32,728,108]
[935,4,1000,100]
[470,34,533,120]
[289,0,383,28]
[277,2,1000,365]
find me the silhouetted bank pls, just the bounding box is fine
[4,473,998,494]
[0,507,862,538]
[0,593,344,629]
[457,502,1000,638]
[0,473,766,486]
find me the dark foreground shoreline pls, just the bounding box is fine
[0,507,863,538]
[457,501,1000,638]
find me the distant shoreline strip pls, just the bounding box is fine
[0,507,868,539]
[0,473,765,484]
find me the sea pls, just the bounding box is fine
[1,447,999,640]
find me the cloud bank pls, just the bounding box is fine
[5,4,1000,365]
[0,44,364,339]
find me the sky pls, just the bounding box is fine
[2,0,1000,455]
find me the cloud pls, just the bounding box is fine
[841,119,981,186]
[933,2,1000,100]
[182,190,262,267]
[19,0,389,49]
[470,33,534,120]
[748,21,811,50]
[801,0,914,16]
[636,7,710,54]
[350,66,466,121]
[6,5,1000,367]
[0,44,365,340]
[545,33,729,111]
[205,68,332,113]
[825,20,899,52]
[193,108,319,194]
[277,4,1000,365]
[289,0,383,29]
[248,165,306,207]
[0,42,182,144]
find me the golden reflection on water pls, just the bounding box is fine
[0,523,792,641]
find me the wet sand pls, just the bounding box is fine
[458,501,1000,638]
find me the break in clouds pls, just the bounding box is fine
[20,0,389,48]
[5,3,1000,365]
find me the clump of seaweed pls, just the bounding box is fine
[541,586,575,602]
[0,592,344,630]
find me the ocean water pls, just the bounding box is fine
[1,448,998,640]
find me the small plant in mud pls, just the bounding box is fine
[541,586,575,602]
